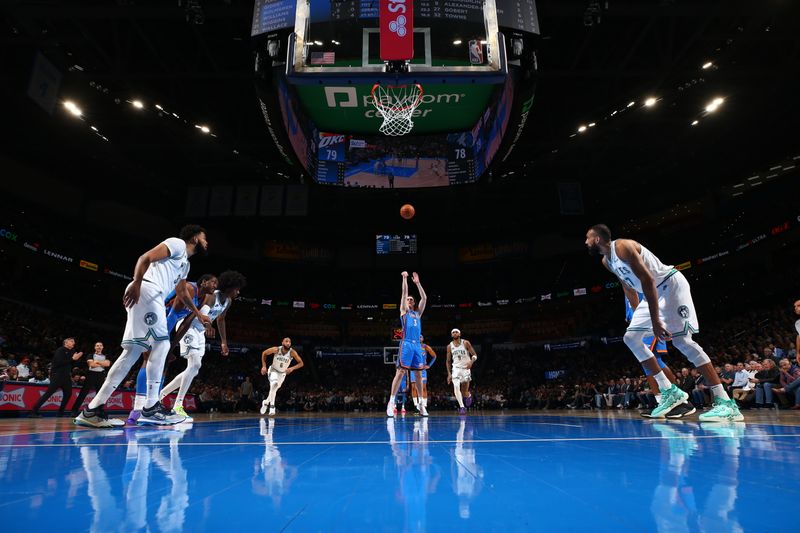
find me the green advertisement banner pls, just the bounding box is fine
[294,84,495,134]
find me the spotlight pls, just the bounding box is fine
[705,97,724,113]
[644,97,657,107]
[453,40,462,45]
[691,120,699,126]
[195,124,211,134]
[588,122,596,127]
[702,61,713,69]
[626,101,635,108]
[131,100,144,109]
[577,125,587,133]
[63,101,82,117]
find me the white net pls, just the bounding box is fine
[371,84,424,136]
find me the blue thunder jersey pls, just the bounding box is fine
[625,293,668,354]
[164,281,198,334]
[410,344,434,382]
[401,310,422,341]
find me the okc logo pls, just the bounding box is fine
[144,312,158,326]
[389,15,407,37]
[677,305,691,319]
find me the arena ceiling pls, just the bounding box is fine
[2,0,799,237]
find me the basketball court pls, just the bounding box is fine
[3,0,800,532]
[3,412,799,531]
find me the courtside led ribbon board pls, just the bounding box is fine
[380,0,414,61]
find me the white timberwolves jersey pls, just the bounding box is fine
[271,347,293,373]
[450,341,471,369]
[607,240,675,293]
[189,291,229,332]
[143,237,189,295]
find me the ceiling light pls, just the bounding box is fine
[702,61,713,69]
[644,97,657,107]
[691,120,699,126]
[195,125,210,134]
[90,125,98,131]
[577,125,587,133]
[155,104,163,110]
[453,40,462,45]
[131,100,144,109]
[314,40,323,46]
[588,122,596,127]
[627,101,635,108]
[63,101,82,117]
[705,97,724,113]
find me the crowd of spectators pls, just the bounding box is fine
[1,296,798,415]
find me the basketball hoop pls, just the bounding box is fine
[370,83,424,136]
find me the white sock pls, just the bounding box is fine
[422,398,427,408]
[453,384,464,408]
[174,398,183,409]
[709,384,730,401]
[133,394,145,411]
[653,371,672,390]
[413,397,419,409]
[144,342,169,409]
[389,395,396,405]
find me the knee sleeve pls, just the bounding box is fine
[186,356,202,377]
[623,330,653,363]
[671,335,711,367]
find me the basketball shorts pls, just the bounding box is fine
[268,369,286,387]
[409,369,427,384]
[452,368,472,383]
[178,326,207,358]
[121,281,170,351]
[627,271,699,337]
[397,340,425,369]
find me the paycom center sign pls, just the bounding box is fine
[294,84,494,134]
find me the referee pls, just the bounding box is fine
[70,341,110,416]
[30,337,83,417]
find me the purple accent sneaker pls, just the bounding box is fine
[126,410,141,426]
[458,407,467,416]
[464,395,473,407]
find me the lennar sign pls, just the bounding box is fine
[324,86,465,119]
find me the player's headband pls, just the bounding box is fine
[451,328,460,335]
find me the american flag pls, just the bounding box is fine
[310,51,335,65]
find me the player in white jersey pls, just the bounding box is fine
[447,329,478,416]
[76,225,211,428]
[260,337,304,415]
[160,270,246,422]
[585,224,742,422]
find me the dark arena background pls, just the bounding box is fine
[2,1,800,531]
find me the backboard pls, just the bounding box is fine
[287,0,507,80]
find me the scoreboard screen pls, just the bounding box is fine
[376,234,418,255]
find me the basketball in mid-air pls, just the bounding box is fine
[400,204,415,220]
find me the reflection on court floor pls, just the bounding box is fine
[1,414,798,532]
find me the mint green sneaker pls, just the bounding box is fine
[174,405,194,423]
[698,398,744,422]
[649,384,690,418]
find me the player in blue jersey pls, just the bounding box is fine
[410,336,437,414]
[625,292,695,418]
[125,274,217,425]
[387,271,429,417]
[395,371,409,416]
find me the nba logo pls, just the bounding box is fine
[468,40,483,65]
